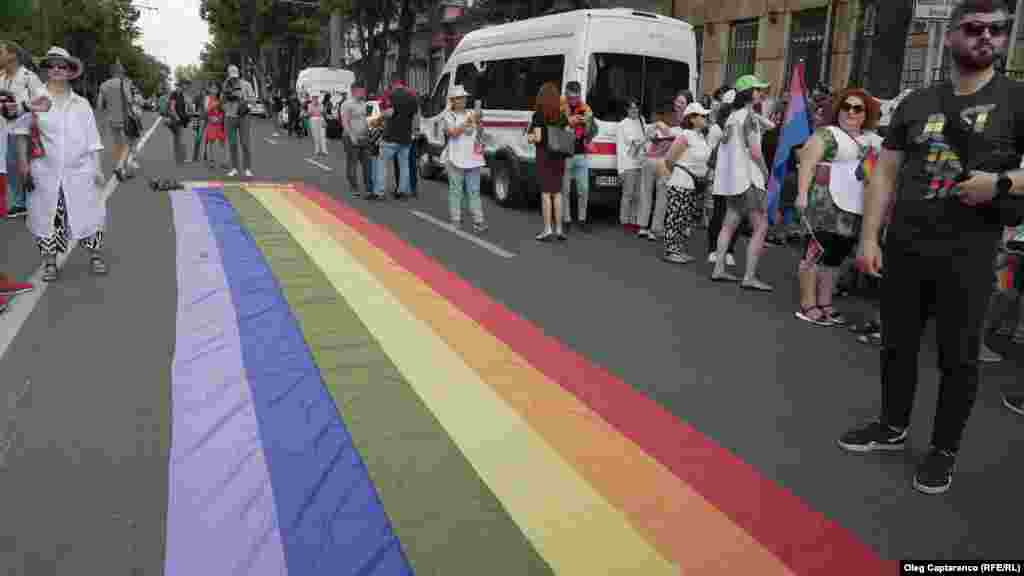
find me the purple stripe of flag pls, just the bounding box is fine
[166,187,289,576]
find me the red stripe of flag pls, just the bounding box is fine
[292,183,895,575]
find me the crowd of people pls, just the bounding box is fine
[1,0,1022,497]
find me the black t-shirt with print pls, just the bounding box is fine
[884,74,1024,257]
[383,87,417,145]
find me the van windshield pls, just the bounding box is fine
[586,53,690,122]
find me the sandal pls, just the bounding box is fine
[42,259,58,283]
[795,306,831,326]
[90,254,108,276]
[820,305,847,326]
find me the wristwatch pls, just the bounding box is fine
[996,172,1013,199]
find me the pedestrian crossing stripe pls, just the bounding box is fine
[166,181,896,575]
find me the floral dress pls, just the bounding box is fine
[804,126,883,238]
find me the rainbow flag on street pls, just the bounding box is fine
[767,63,813,224]
[162,181,896,575]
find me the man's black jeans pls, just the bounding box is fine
[880,243,996,453]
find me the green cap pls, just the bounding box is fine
[734,74,770,93]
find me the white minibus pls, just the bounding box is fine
[417,8,698,207]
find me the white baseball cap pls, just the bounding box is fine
[683,102,711,117]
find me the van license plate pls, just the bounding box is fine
[596,175,620,187]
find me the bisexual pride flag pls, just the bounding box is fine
[767,62,813,224]
[164,181,895,574]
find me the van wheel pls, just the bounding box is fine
[492,162,518,207]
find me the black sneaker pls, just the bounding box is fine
[913,447,956,495]
[1003,393,1024,416]
[837,421,907,453]
[6,206,27,219]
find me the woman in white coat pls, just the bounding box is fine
[28,47,107,282]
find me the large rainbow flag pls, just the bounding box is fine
[767,63,813,225]
[166,182,895,574]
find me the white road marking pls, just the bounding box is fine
[264,137,277,145]
[410,210,515,259]
[305,157,332,172]
[0,116,163,362]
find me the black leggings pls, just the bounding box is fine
[805,230,857,268]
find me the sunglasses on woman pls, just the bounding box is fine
[46,62,71,70]
[958,20,1011,38]
[840,102,865,114]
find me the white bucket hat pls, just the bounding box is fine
[683,102,711,117]
[447,85,471,100]
[720,89,736,105]
[40,46,83,80]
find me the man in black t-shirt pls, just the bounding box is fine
[838,0,1024,495]
[372,73,418,200]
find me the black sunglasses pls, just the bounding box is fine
[958,20,1011,38]
[840,102,865,114]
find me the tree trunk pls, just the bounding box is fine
[864,0,913,98]
[395,0,414,81]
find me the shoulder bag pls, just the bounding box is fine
[120,78,142,140]
[546,123,575,157]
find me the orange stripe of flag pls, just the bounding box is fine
[280,188,796,574]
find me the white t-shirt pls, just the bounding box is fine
[616,117,646,173]
[441,109,485,169]
[712,107,764,197]
[668,129,712,189]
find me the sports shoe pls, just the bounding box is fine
[913,447,956,495]
[244,169,254,178]
[473,222,488,234]
[0,277,33,297]
[726,254,736,267]
[6,206,27,219]
[227,169,239,177]
[838,421,907,453]
[0,295,9,314]
[1003,393,1024,416]
[663,252,694,264]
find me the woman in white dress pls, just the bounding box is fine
[616,99,646,231]
[710,75,774,291]
[28,47,107,282]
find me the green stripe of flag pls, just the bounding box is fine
[223,186,553,576]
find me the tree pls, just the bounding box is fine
[175,64,202,84]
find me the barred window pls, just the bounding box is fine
[726,20,759,86]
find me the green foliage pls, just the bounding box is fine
[0,0,168,97]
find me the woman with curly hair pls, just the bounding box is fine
[527,81,569,241]
[794,87,883,326]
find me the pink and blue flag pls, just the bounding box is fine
[767,62,813,224]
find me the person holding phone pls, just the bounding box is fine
[440,85,487,232]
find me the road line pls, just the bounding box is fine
[304,157,332,172]
[0,116,163,362]
[410,210,515,259]
[264,137,277,145]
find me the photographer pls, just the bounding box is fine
[222,65,255,177]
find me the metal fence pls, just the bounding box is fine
[726,20,758,85]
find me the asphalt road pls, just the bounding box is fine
[0,111,1021,573]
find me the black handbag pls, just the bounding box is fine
[546,124,574,157]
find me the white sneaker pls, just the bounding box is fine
[726,254,736,267]
[227,169,239,177]
[707,253,717,264]
[245,169,254,178]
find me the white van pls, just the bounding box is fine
[417,8,698,207]
[296,67,356,101]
